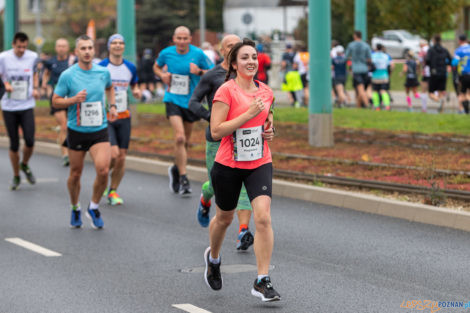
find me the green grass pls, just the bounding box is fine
[274,107,470,135]
[37,100,470,135]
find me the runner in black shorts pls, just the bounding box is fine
[99,34,141,206]
[153,26,213,196]
[0,32,40,190]
[53,35,117,229]
[42,38,74,166]
[203,39,280,302]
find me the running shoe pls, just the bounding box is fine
[179,175,192,196]
[10,176,20,190]
[204,247,222,291]
[62,155,70,167]
[107,190,124,205]
[197,194,211,227]
[20,162,36,184]
[70,209,82,228]
[236,228,254,251]
[86,206,104,229]
[168,165,180,193]
[251,277,281,302]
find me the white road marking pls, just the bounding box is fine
[36,178,60,183]
[5,238,62,257]
[172,304,212,313]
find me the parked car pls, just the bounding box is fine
[371,30,421,59]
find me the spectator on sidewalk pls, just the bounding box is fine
[281,43,302,107]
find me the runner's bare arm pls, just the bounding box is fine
[52,89,87,108]
[32,72,40,99]
[210,98,264,141]
[106,86,118,122]
[41,68,50,89]
[131,83,141,100]
[153,63,171,85]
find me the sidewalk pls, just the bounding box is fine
[273,89,461,113]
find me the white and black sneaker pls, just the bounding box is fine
[168,165,180,193]
[204,247,222,290]
[179,175,192,197]
[251,276,281,302]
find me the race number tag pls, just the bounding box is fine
[115,90,128,113]
[10,81,28,100]
[169,74,190,95]
[233,126,263,161]
[80,101,103,127]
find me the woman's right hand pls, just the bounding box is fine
[247,97,265,118]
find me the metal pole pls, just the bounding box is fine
[199,0,206,45]
[117,0,138,125]
[308,0,333,147]
[33,0,42,54]
[355,0,367,40]
[4,0,16,50]
[117,0,136,63]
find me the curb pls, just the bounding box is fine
[1,137,469,233]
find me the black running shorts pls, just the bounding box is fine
[2,108,35,152]
[67,127,109,151]
[429,75,447,93]
[460,74,470,93]
[211,162,273,211]
[165,102,200,123]
[108,117,131,149]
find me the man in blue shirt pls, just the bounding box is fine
[153,26,214,196]
[346,30,372,108]
[53,35,117,229]
[453,34,470,114]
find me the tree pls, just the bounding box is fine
[135,0,224,55]
[54,0,116,39]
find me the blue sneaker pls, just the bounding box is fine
[236,228,254,251]
[70,209,82,228]
[86,206,104,229]
[197,194,211,227]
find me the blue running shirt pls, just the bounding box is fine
[371,52,390,81]
[156,45,213,108]
[453,44,470,75]
[54,63,112,133]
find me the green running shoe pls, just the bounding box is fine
[10,176,21,190]
[107,190,123,205]
[20,163,35,184]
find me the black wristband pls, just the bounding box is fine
[198,70,204,76]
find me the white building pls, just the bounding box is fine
[224,0,307,39]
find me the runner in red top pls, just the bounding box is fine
[203,38,280,302]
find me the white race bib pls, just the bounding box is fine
[233,126,263,161]
[115,90,128,113]
[10,81,28,100]
[80,101,103,127]
[169,74,189,95]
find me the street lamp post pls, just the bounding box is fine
[308,0,333,147]
[355,0,367,39]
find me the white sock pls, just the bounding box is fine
[209,254,220,264]
[421,93,428,110]
[89,201,99,210]
[257,274,268,282]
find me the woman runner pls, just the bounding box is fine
[203,38,280,302]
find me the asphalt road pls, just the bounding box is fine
[1,147,469,313]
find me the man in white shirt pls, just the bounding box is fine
[0,32,40,190]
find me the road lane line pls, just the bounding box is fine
[172,304,212,313]
[5,238,62,257]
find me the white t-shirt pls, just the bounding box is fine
[0,49,38,111]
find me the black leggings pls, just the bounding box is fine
[2,108,35,152]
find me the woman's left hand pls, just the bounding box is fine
[262,120,275,142]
